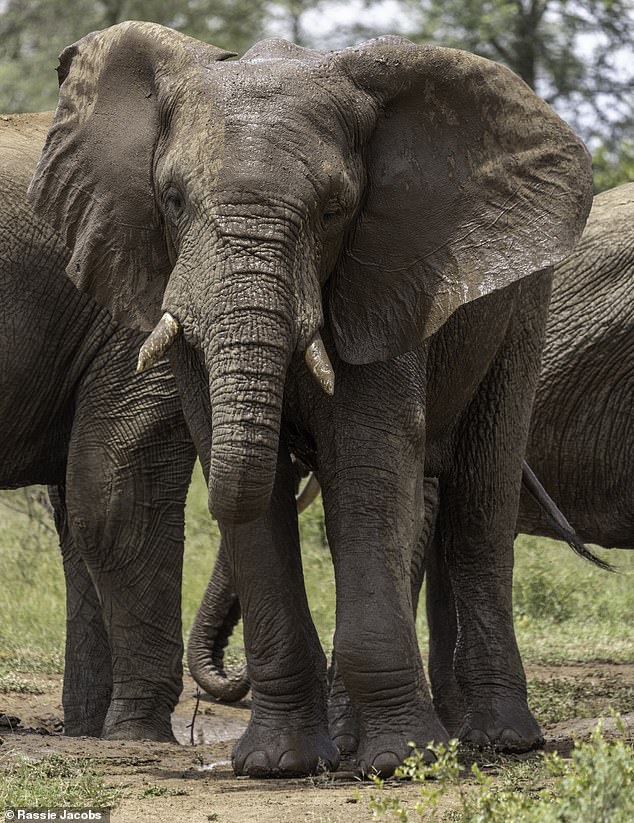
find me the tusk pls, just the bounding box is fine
[296,472,321,513]
[304,332,335,396]
[136,312,182,374]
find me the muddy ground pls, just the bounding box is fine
[2,666,633,823]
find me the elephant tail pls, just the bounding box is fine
[187,545,250,703]
[521,461,614,572]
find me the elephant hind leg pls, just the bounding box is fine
[439,278,550,753]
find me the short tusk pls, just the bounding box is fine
[296,472,321,513]
[305,332,335,396]
[136,312,182,374]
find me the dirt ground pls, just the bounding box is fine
[2,666,633,823]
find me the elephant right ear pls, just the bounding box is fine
[28,21,234,331]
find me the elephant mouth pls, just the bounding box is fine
[137,312,335,396]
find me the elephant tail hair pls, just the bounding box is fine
[521,461,615,572]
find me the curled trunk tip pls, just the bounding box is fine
[136,312,182,373]
[305,332,335,396]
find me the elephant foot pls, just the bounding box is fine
[103,721,177,742]
[101,695,178,742]
[102,710,176,743]
[232,721,340,778]
[328,694,359,754]
[357,713,449,778]
[459,699,543,752]
[431,681,466,738]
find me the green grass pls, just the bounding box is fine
[1,473,632,679]
[0,753,121,809]
[528,672,634,726]
[139,784,188,798]
[0,489,65,676]
[513,535,634,664]
[0,671,45,695]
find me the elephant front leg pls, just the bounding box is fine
[66,352,196,742]
[328,476,443,756]
[65,459,188,742]
[50,485,113,736]
[323,469,448,777]
[317,383,447,776]
[224,446,339,778]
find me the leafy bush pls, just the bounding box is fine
[369,716,634,822]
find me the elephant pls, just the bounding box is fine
[189,189,632,743]
[518,182,634,549]
[29,21,593,777]
[0,112,197,741]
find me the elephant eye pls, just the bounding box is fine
[323,203,343,225]
[164,187,186,222]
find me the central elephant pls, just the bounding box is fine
[29,21,592,777]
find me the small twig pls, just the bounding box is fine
[188,689,202,746]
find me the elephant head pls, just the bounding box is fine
[29,21,592,525]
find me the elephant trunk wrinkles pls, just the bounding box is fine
[202,265,297,524]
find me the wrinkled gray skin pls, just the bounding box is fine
[1,113,196,742]
[29,22,592,777]
[519,183,634,548]
[426,183,634,732]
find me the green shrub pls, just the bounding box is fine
[368,716,634,822]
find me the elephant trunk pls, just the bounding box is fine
[187,544,249,702]
[163,207,323,524]
[191,226,307,523]
[204,303,293,522]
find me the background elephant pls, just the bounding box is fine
[29,22,592,777]
[518,182,634,549]
[0,113,197,741]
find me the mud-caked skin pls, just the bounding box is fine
[30,23,593,776]
[0,114,196,741]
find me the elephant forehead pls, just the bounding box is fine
[162,71,363,193]
[200,60,362,133]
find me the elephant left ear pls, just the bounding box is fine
[328,37,593,365]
